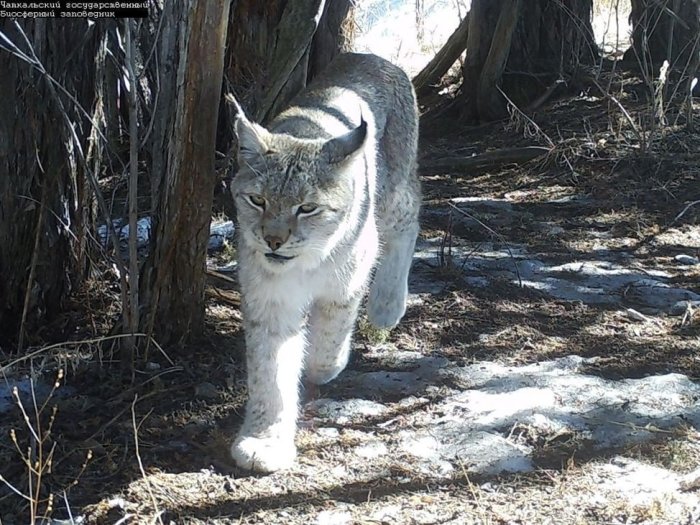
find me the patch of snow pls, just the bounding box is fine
[597,457,685,506]
[318,353,700,479]
[354,441,389,459]
[308,398,387,424]
[410,242,699,312]
[675,254,700,266]
[0,377,75,414]
[97,217,234,253]
[316,427,341,439]
[315,509,353,525]
[97,216,152,248]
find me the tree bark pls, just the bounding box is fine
[308,0,354,80]
[476,0,522,121]
[223,0,354,122]
[0,20,102,347]
[140,0,231,346]
[258,0,326,122]
[460,0,596,122]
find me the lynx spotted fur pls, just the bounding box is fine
[229,53,420,472]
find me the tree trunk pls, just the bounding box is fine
[224,0,353,122]
[476,0,522,121]
[0,20,102,348]
[140,0,231,347]
[413,13,470,98]
[624,0,700,68]
[308,0,354,80]
[460,0,597,121]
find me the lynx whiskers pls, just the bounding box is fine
[228,53,420,472]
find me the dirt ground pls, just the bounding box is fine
[1,72,699,525]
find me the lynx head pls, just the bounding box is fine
[230,104,368,272]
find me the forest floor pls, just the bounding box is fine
[1,74,700,525]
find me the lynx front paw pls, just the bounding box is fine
[305,362,346,385]
[367,287,407,329]
[230,435,296,473]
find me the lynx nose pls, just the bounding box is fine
[264,235,285,251]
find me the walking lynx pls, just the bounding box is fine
[229,53,420,472]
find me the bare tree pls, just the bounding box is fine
[625,0,700,67]
[459,0,597,121]
[139,0,232,347]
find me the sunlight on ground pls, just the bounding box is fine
[593,0,632,55]
[352,0,470,76]
[352,0,632,75]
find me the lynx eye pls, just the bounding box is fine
[247,194,266,209]
[296,203,319,216]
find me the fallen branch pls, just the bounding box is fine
[672,199,700,226]
[422,146,552,174]
[525,78,567,112]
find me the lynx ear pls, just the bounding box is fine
[321,118,367,164]
[235,118,271,162]
[226,93,270,162]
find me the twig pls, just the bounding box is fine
[85,387,174,443]
[590,77,645,147]
[0,24,125,171]
[1,333,148,374]
[125,19,140,366]
[4,21,131,333]
[447,202,522,287]
[498,86,555,148]
[0,474,31,502]
[671,200,700,226]
[17,172,48,354]
[526,78,567,112]
[131,395,163,525]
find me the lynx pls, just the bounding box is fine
[229,53,420,472]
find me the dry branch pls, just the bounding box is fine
[413,14,469,97]
[125,19,140,364]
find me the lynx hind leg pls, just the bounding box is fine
[305,296,361,385]
[367,220,419,329]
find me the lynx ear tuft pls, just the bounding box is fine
[321,118,368,164]
[235,116,271,163]
[225,93,245,116]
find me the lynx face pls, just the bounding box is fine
[232,117,368,272]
